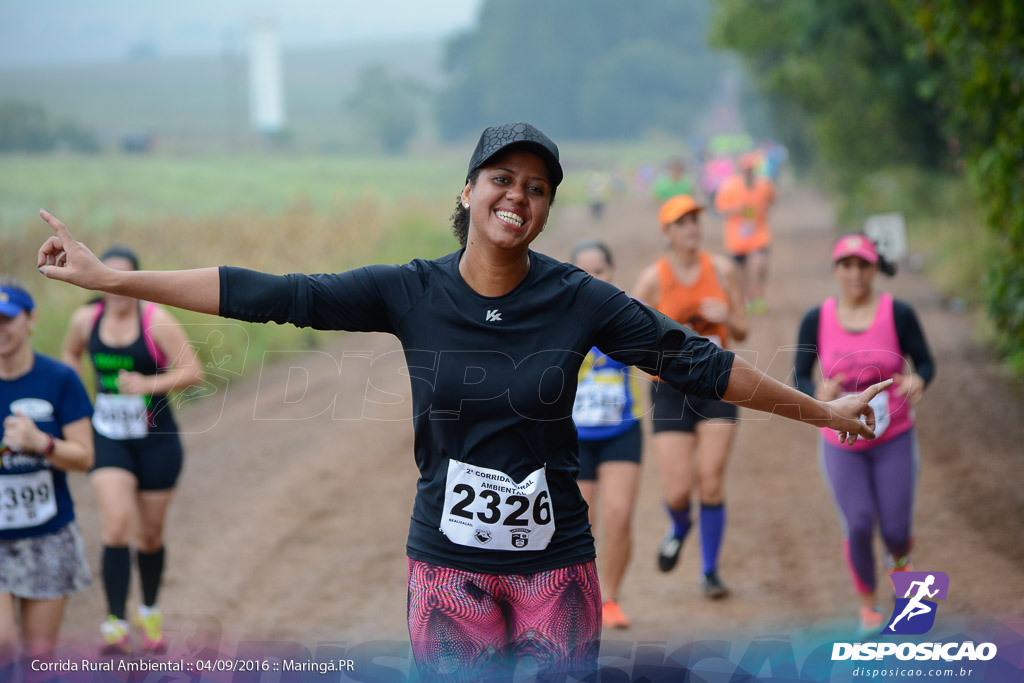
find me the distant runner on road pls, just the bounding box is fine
[714,154,776,314]
[653,159,695,202]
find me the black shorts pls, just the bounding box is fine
[92,431,184,491]
[650,383,737,434]
[576,422,642,481]
[731,247,770,266]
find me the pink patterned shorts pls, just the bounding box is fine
[406,558,601,682]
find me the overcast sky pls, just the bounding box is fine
[0,0,481,68]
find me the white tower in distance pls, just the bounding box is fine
[248,18,285,135]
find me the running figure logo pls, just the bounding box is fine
[884,571,949,635]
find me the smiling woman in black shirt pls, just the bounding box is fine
[37,122,889,682]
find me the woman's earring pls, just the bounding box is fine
[463,203,470,209]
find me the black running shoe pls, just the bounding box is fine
[657,529,683,572]
[700,572,730,599]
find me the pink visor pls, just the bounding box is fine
[831,234,878,264]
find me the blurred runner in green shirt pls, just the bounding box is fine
[653,160,694,201]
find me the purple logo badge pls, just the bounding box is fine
[883,571,949,635]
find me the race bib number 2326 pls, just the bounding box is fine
[440,460,555,551]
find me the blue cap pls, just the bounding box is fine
[0,286,34,317]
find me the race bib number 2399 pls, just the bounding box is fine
[440,460,555,551]
[0,470,57,531]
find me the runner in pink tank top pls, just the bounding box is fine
[794,234,935,636]
[817,291,915,450]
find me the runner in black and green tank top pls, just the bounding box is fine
[62,246,204,655]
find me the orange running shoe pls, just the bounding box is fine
[857,607,885,637]
[602,600,632,629]
[887,554,913,575]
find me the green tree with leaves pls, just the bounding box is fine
[896,1,1024,370]
[0,99,56,152]
[712,0,1024,371]
[0,99,100,154]
[711,0,946,182]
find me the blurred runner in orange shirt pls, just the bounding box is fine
[714,153,776,314]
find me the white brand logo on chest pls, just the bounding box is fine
[485,309,502,322]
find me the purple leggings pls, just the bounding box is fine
[406,558,601,682]
[819,428,918,594]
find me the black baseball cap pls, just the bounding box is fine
[467,122,563,188]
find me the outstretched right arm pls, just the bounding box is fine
[38,210,219,315]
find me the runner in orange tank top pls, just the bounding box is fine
[634,194,748,599]
[714,154,776,314]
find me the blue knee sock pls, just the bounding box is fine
[665,501,691,540]
[700,503,726,575]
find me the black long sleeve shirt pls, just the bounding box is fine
[220,249,735,573]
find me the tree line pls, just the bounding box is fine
[437,0,728,141]
[712,0,1024,372]
[0,99,99,153]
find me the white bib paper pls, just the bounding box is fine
[841,389,890,440]
[440,459,555,551]
[0,469,57,530]
[573,381,627,427]
[93,393,149,440]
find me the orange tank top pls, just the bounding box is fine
[654,252,730,349]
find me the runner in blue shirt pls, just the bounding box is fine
[0,277,93,660]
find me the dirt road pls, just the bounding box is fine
[60,183,1024,664]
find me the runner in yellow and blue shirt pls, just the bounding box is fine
[570,240,646,629]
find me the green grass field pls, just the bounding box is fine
[2,151,476,384]
[0,153,468,232]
